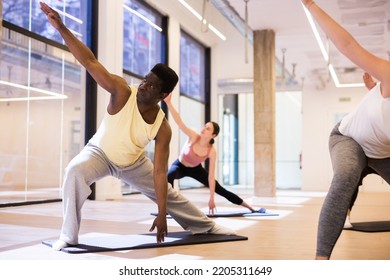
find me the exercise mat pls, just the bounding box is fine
[345,221,390,232]
[206,211,279,217]
[151,210,279,218]
[42,231,248,254]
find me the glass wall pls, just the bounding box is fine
[121,0,166,194]
[123,0,165,77]
[178,31,208,189]
[180,32,206,102]
[0,0,89,205]
[220,94,239,185]
[177,95,205,189]
[275,91,302,189]
[218,93,254,187]
[2,0,88,44]
[218,91,302,190]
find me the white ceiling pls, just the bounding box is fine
[213,0,390,89]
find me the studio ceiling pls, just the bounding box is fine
[212,0,390,89]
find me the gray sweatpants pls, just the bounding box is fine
[59,143,215,245]
[316,123,390,257]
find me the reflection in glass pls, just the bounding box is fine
[2,0,86,44]
[121,0,165,194]
[218,94,254,188]
[180,31,206,102]
[0,27,83,204]
[221,95,238,185]
[123,0,164,77]
[178,95,204,189]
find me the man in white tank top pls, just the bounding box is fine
[41,3,235,251]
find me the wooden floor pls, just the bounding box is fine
[1,187,390,260]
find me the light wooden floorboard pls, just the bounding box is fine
[1,188,390,260]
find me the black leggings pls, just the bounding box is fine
[167,159,243,205]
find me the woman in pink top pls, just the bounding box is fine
[164,93,262,215]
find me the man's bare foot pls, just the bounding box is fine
[52,240,69,251]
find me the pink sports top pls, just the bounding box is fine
[179,136,211,166]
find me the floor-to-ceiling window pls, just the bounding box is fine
[178,31,209,189]
[122,0,165,77]
[121,0,167,194]
[0,0,91,205]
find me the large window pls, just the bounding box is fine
[178,31,209,189]
[121,0,166,194]
[2,0,88,44]
[180,31,206,102]
[123,0,165,77]
[0,0,91,205]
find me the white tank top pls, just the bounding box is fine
[89,86,165,166]
[339,83,390,158]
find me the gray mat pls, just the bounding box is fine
[345,221,390,232]
[42,231,248,254]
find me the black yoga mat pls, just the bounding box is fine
[42,231,248,254]
[345,221,390,232]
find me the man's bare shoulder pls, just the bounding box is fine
[155,118,172,142]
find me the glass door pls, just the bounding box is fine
[218,90,302,190]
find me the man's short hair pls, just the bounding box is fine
[151,63,179,93]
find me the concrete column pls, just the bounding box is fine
[253,29,276,197]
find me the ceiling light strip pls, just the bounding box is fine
[208,24,227,40]
[178,0,226,40]
[303,4,364,88]
[179,0,202,20]
[302,4,329,61]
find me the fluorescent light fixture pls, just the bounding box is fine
[208,24,227,41]
[178,0,226,40]
[303,4,364,88]
[123,4,163,32]
[302,5,329,61]
[178,0,202,21]
[328,64,365,88]
[0,80,68,102]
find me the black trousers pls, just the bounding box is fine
[167,159,243,205]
